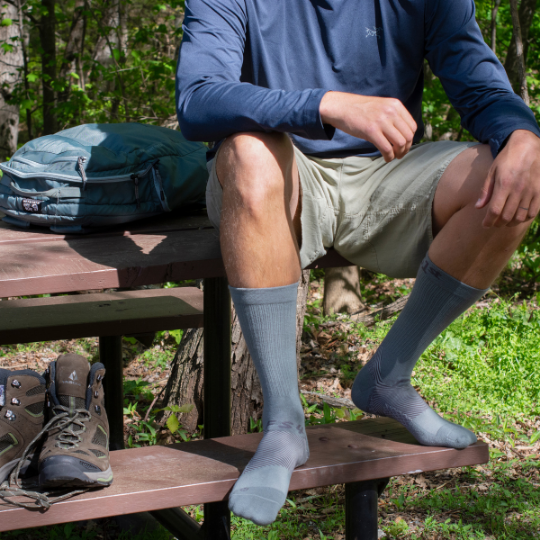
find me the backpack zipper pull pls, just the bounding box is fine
[77,157,88,191]
[131,174,141,209]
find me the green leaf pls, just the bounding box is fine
[530,431,540,444]
[177,403,194,414]
[335,407,346,419]
[1,19,12,26]
[166,413,180,434]
[26,73,39,83]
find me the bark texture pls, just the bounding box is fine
[40,0,57,134]
[323,266,365,316]
[58,0,86,105]
[505,0,537,97]
[162,271,311,436]
[0,2,23,161]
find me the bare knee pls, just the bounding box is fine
[216,132,296,214]
[444,144,493,206]
[433,144,493,232]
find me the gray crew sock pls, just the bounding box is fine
[352,255,488,449]
[228,283,309,526]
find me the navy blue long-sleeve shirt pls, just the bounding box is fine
[176,0,540,158]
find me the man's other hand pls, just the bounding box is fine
[476,130,540,228]
[319,91,417,162]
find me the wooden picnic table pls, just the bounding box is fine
[0,211,355,539]
[0,212,489,540]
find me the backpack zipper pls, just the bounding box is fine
[77,156,88,191]
[131,174,141,209]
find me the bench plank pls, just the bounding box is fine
[0,288,204,344]
[0,418,488,532]
[0,215,351,297]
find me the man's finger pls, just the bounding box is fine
[371,131,395,162]
[476,167,495,209]
[482,186,509,228]
[507,195,535,227]
[392,117,415,154]
[496,193,526,227]
[396,102,417,134]
[382,126,408,159]
[528,195,540,220]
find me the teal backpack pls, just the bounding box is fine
[0,123,208,234]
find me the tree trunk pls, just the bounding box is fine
[323,267,366,316]
[40,0,57,135]
[0,2,23,160]
[161,271,311,436]
[504,0,537,97]
[58,0,85,106]
[491,0,502,52]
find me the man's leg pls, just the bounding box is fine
[216,133,307,525]
[353,144,532,448]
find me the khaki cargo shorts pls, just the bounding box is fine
[206,140,479,278]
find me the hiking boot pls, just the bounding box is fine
[38,353,113,488]
[0,369,46,483]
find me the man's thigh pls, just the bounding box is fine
[300,141,479,278]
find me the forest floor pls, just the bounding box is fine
[0,261,539,540]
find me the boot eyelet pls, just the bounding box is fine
[95,405,101,415]
[10,398,20,406]
[11,380,21,389]
[94,390,99,398]
[5,410,15,421]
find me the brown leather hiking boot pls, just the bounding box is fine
[0,369,46,483]
[39,354,113,488]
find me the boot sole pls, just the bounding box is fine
[0,456,36,484]
[39,456,113,489]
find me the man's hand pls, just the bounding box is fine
[476,130,540,228]
[320,91,417,162]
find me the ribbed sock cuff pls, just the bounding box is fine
[420,256,489,298]
[229,282,299,306]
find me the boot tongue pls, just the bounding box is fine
[55,354,89,406]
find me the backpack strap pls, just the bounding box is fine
[9,182,85,199]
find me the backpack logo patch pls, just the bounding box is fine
[22,198,42,213]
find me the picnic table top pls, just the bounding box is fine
[0,212,350,297]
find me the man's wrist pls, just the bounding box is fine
[506,129,540,148]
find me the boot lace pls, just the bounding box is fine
[0,405,93,509]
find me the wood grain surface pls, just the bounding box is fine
[0,213,352,297]
[0,418,489,531]
[0,288,204,344]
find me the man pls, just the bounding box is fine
[176,0,540,526]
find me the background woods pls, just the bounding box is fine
[0,0,184,159]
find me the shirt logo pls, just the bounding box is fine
[366,27,382,39]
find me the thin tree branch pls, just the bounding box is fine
[509,0,530,105]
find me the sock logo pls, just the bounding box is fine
[421,260,441,279]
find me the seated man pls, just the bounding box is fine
[176,0,540,526]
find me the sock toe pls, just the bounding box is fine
[229,486,285,525]
[436,422,477,449]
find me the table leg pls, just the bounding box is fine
[203,277,232,539]
[345,478,390,540]
[99,335,125,451]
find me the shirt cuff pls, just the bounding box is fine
[303,89,336,141]
[490,124,540,157]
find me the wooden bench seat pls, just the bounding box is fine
[0,418,489,533]
[0,287,203,345]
